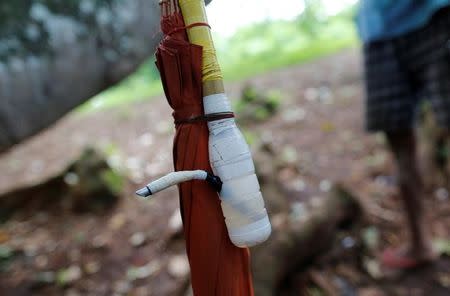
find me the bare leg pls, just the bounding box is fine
[386,130,434,261]
[434,129,450,186]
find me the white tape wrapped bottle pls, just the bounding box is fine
[179,0,271,247]
[204,94,271,247]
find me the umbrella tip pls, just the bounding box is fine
[135,187,152,198]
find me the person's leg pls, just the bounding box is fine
[385,130,435,261]
[362,33,435,268]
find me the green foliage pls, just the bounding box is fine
[265,90,283,112]
[242,130,257,146]
[0,245,14,272]
[100,169,124,195]
[306,287,326,296]
[217,10,358,80]
[235,86,281,123]
[298,0,326,36]
[101,142,120,158]
[56,266,81,286]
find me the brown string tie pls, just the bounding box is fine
[175,112,235,125]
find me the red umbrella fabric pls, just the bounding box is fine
[155,1,254,295]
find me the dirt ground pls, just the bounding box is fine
[0,49,449,295]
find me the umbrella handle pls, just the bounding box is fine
[136,170,222,198]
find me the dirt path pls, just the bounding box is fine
[0,49,449,295]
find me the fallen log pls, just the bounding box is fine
[251,145,362,296]
[251,185,361,296]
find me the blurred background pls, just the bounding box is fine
[0,1,449,295]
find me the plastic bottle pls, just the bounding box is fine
[204,93,272,247]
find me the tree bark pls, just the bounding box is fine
[0,0,211,152]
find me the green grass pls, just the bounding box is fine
[80,6,358,112]
[221,34,357,80]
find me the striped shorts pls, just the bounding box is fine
[363,7,450,132]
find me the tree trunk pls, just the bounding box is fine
[0,0,211,152]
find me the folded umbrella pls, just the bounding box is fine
[152,1,254,294]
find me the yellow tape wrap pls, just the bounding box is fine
[179,0,223,84]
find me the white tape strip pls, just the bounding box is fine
[147,170,207,194]
[203,93,232,114]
